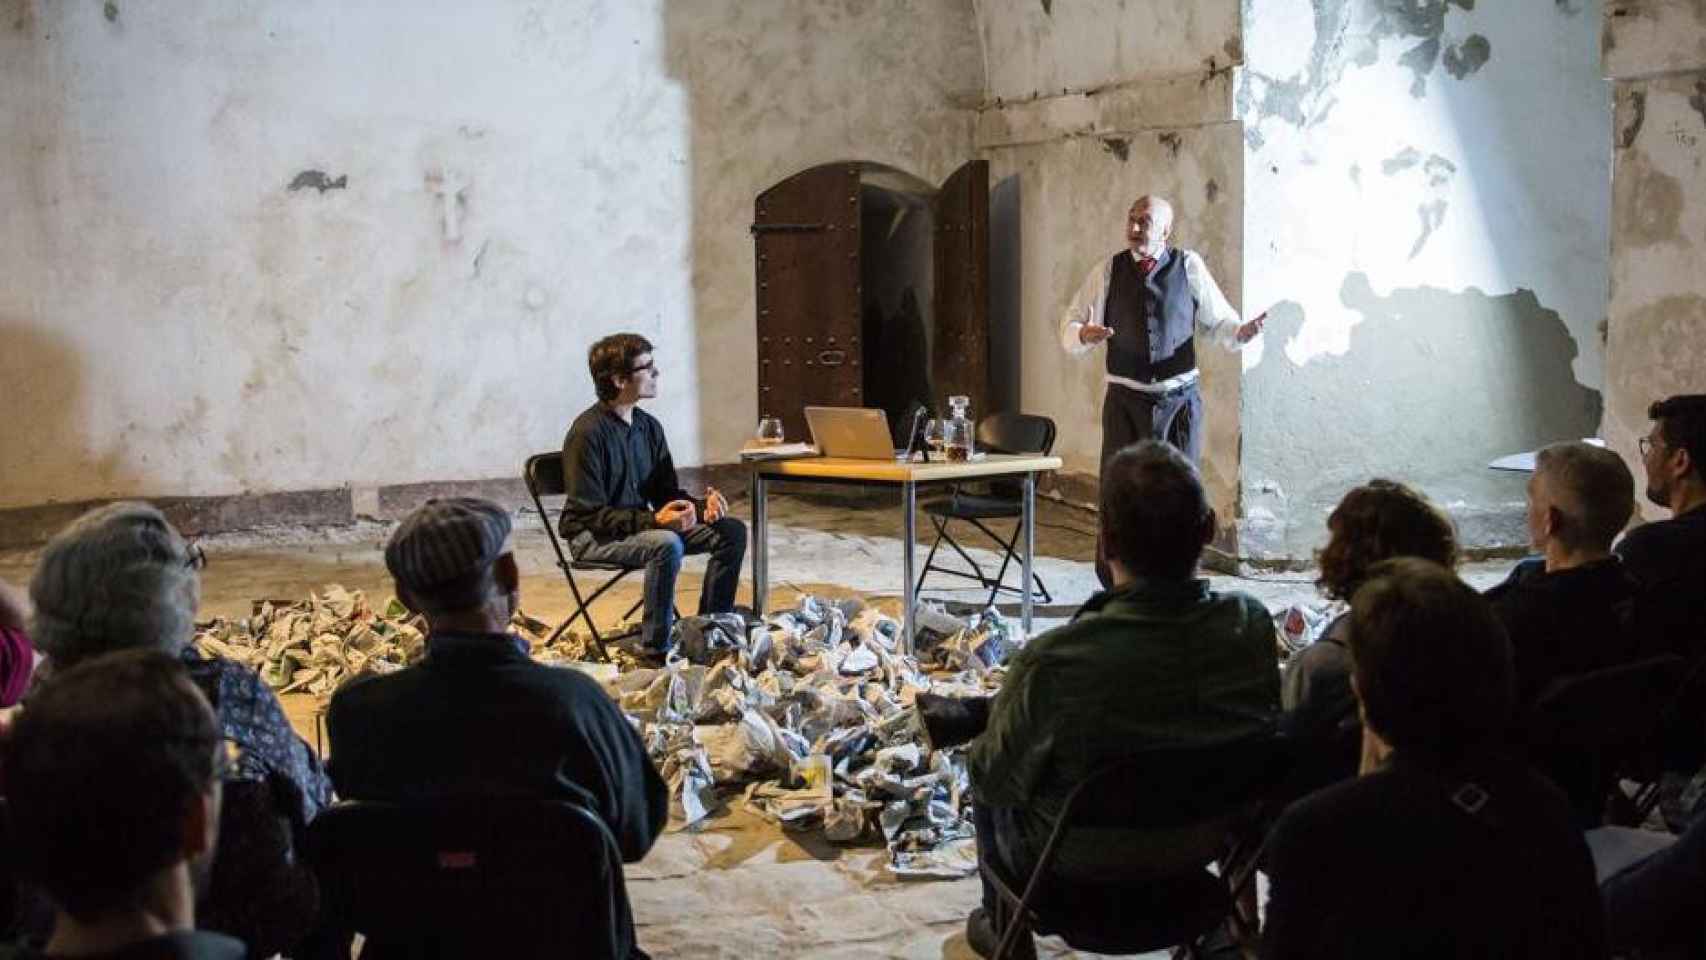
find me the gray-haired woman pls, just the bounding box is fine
[27,502,332,957]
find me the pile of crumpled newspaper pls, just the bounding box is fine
[610,596,1024,877]
[195,586,1026,878]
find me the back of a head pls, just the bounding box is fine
[4,649,219,920]
[1318,479,1458,601]
[1653,394,1706,486]
[1534,441,1635,552]
[587,332,654,404]
[385,497,514,616]
[1348,558,1514,760]
[1100,441,1209,580]
[29,502,200,668]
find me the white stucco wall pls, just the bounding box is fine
[0,0,980,509]
[1603,3,1706,519]
[1237,0,1612,558]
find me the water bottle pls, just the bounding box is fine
[944,396,974,462]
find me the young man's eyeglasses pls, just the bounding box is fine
[1639,435,1666,457]
[627,361,656,376]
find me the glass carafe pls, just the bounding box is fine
[943,396,975,462]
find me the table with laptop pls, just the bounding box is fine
[743,406,1062,652]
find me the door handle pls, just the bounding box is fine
[818,350,846,366]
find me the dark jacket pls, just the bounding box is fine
[559,402,697,547]
[968,578,1280,867]
[0,932,246,960]
[1617,507,1706,662]
[1485,557,1640,706]
[326,631,667,863]
[1263,752,1608,959]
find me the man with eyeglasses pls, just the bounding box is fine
[559,332,747,654]
[1,649,244,959]
[1619,395,1706,658]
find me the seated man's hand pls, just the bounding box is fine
[655,500,698,533]
[704,486,729,523]
[1078,321,1114,345]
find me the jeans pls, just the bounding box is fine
[573,518,747,651]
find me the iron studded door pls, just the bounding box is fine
[753,164,864,445]
[932,159,990,417]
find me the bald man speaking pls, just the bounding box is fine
[1061,195,1266,585]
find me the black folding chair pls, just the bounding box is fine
[981,731,1294,959]
[916,412,1057,607]
[1525,655,1686,827]
[305,797,629,960]
[523,452,652,662]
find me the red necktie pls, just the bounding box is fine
[1139,257,1157,274]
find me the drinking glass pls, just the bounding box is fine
[756,416,785,446]
[923,419,945,461]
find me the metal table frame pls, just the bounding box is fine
[747,454,1062,652]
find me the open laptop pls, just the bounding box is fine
[804,406,909,461]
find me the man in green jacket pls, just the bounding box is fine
[963,441,1280,959]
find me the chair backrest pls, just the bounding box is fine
[977,412,1057,457]
[1526,655,1687,752]
[1039,732,1294,881]
[525,451,568,499]
[306,796,626,959]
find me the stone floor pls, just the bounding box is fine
[0,489,1519,959]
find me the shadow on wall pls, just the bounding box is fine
[1240,273,1602,559]
[0,322,135,509]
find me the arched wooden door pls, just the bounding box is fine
[932,159,990,416]
[752,164,864,445]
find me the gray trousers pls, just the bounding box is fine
[1095,380,1203,587]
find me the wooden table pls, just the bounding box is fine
[748,453,1063,652]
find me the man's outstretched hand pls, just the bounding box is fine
[1236,311,1268,344]
[1078,321,1114,345]
[655,500,698,533]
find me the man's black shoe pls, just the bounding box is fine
[965,906,1036,960]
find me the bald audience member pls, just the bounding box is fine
[3,650,242,960]
[1485,441,1640,705]
[326,498,665,959]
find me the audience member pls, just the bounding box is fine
[27,503,328,955]
[964,442,1280,959]
[1,649,243,959]
[1619,394,1706,661]
[1263,558,1607,959]
[559,333,746,654]
[327,497,666,959]
[0,579,34,708]
[1282,479,1457,741]
[1486,441,1640,705]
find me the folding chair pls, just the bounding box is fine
[523,452,651,662]
[916,412,1057,607]
[981,731,1294,960]
[305,796,630,960]
[1524,655,1686,827]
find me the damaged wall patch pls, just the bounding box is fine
[288,170,349,193]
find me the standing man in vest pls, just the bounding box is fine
[1060,195,1266,586]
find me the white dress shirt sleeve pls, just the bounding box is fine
[1060,259,1112,357]
[1185,250,1244,350]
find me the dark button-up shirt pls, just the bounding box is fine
[969,577,1280,866]
[326,631,667,863]
[560,402,696,546]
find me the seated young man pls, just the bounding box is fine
[560,333,747,653]
[1620,394,1706,661]
[963,441,1281,959]
[1263,558,1606,959]
[3,649,242,960]
[1486,441,1640,705]
[327,498,667,959]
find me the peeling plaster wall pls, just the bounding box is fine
[1604,5,1706,518]
[1238,0,1611,559]
[973,1,1246,529]
[0,0,980,509]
